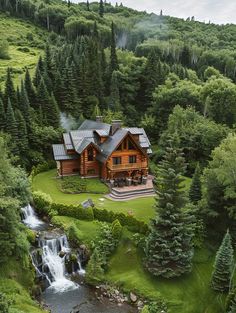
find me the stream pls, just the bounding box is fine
[22,204,137,313]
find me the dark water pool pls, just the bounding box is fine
[43,285,137,313]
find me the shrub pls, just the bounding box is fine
[111,219,122,241]
[17,47,30,53]
[0,40,10,60]
[51,203,94,221]
[32,191,52,214]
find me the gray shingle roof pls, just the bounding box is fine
[52,144,78,161]
[53,120,152,161]
[79,120,110,133]
[63,133,73,150]
[97,129,128,163]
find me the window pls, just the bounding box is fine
[128,139,135,150]
[129,155,137,164]
[113,157,122,165]
[88,147,94,161]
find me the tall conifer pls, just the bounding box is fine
[24,68,36,106]
[110,22,119,74]
[4,68,17,109]
[5,98,19,154]
[189,164,202,204]
[0,99,5,131]
[211,231,234,292]
[145,143,194,278]
[99,0,104,17]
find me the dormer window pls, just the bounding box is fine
[88,147,94,161]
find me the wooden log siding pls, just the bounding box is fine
[81,145,100,177]
[60,159,80,176]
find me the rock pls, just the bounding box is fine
[114,289,119,296]
[137,300,144,308]
[130,292,137,303]
[59,251,66,258]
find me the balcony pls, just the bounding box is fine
[107,162,148,171]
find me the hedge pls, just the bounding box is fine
[32,192,148,234]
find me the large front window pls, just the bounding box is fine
[113,157,122,165]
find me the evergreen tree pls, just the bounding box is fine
[5,98,19,155]
[33,56,44,88]
[36,77,52,126]
[4,68,17,109]
[110,22,119,74]
[145,143,194,278]
[0,99,5,131]
[143,50,161,109]
[86,0,90,11]
[99,0,104,17]
[109,71,121,111]
[189,164,202,204]
[211,231,234,292]
[15,109,28,156]
[24,68,36,106]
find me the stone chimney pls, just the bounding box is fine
[111,120,122,135]
[96,116,103,123]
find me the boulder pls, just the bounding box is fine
[130,292,137,303]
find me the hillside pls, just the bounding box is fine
[0,13,47,87]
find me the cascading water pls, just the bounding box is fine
[21,204,44,230]
[38,234,79,293]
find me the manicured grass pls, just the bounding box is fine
[105,232,225,313]
[0,259,46,313]
[0,13,46,87]
[52,215,103,246]
[32,169,156,223]
[58,175,109,194]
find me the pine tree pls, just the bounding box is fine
[0,99,5,131]
[86,0,90,11]
[99,0,104,17]
[36,77,51,126]
[4,68,17,109]
[145,143,194,278]
[144,50,160,109]
[189,164,202,204]
[110,22,119,74]
[24,68,36,106]
[15,109,28,156]
[109,71,121,111]
[33,56,44,88]
[211,231,234,292]
[5,98,19,154]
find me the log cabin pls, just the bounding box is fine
[52,117,152,186]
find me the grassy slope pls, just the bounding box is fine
[105,237,225,313]
[0,259,47,313]
[0,13,47,87]
[32,169,156,222]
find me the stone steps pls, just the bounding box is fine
[106,187,155,201]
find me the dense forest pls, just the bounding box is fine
[0,1,236,313]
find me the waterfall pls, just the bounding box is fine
[39,235,78,293]
[21,204,44,230]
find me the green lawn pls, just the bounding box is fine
[32,169,156,222]
[105,232,225,313]
[52,216,103,247]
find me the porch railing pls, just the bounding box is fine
[107,163,148,171]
